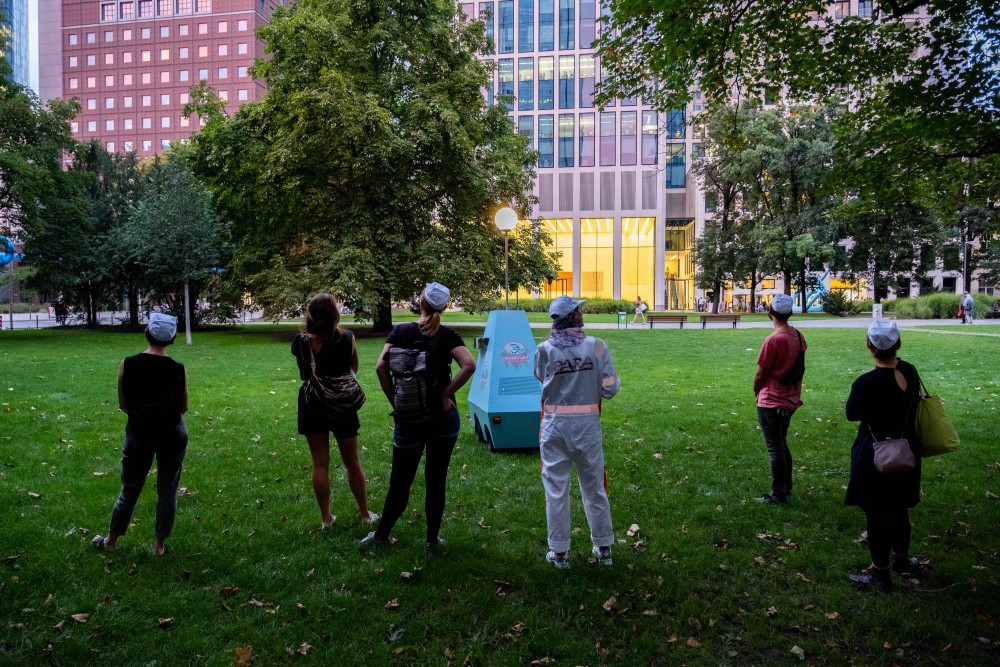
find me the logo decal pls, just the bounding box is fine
[501,340,530,367]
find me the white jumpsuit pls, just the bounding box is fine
[534,336,621,553]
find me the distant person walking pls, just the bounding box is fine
[292,293,376,529]
[752,294,806,505]
[360,283,476,549]
[844,321,925,592]
[632,296,648,324]
[534,296,621,569]
[93,314,188,557]
[962,291,975,324]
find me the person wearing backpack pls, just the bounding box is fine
[534,296,621,569]
[292,293,377,530]
[752,293,807,505]
[359,282,476,549]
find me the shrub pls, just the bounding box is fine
[491,298,634,314]
[822,292,861,317]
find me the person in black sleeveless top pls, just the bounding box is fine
[292,294,377,529]
[92,313,188,557]
[359,282,476,549]
[844,320,925,592]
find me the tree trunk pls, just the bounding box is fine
[872,259,881,304]
[783,269,792,296]
[372,297,393,333]
[87,283,98,327]
[184,280,193,346]
[799,267,808,315]
[748,266,758,315]
[128,279,139,326]
[712,279,722,314]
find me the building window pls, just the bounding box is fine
[579,55,595,108]
[558,113,574,167]
[124,96,133,107]
[71,121,79,133]
[497,0,514,53]
[142,117,152,128]
[517,58,534,110]
[199,45,208,57]
[87,32,96,44]
[599,112,615,166]
[124,141,134,151]
[142,140,152,151]
[621,111,637,166]
[69,56,78,67]
[479,2,494,45]
[105,30,114,42]
[180,92,189,104]
[538,56,554,109]
[238,89,249,101]
[87,98,97,110]
[181,116,190,128]
[179,24,189,36]
[141,50,151,62]
[704,192,718,213]
[539,0,554,51]
[106,142,115,152]
[218,67,228,79]
[198,23,208,35]
[160,26,169,38]
[123,74,133,85]
[237,42,248,55]
[641,111,658,165]
[69,34,78,46]
[177,0,192,14]
[238,66,248,77]
[542,218,574,295]
[180,70,190,82]
[161,116,171,128]
[579,113,595,167]
[517,115,533,150]
[101,4,115,22]
[180,47,189,58]
[580,218,614,299]
[157,0,172,16]
[104,97,114,109]
[88,120,97,132]
[161,71,170,83]
[835,0,850,19]
[580,0,597,48]
[142,73,152,84]
[665,144,685,188]
[160,48,170,61]
[123,29,132,40]
[105,119,115,131]
[105,53,114,65]
[858,0,873,17]
[218,44,228,56]
[141,27,151,38]
[160,93,170,104]
[87,76,97,88]
[558,0,574,50]
[238,20,248,31]
[142,95,152,106]
[538,114,554,168]
[218,90,228,101]
[87,54,96,66]
[518,0,533,52]
[199,69,209,80]
[195,0,211,11]
[558,56,574,109]
[498,59,514,110]
[161,139,171,150]
[69,78,79,89]
[218,21,228,33]
[621,217,655,303]
[123,52,132,63]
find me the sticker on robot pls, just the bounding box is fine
[500,341,530,367]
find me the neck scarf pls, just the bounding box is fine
[549,309,586,348]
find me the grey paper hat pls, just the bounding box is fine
[549,295,586,320]
[147,313,178,342]
[423,282,450,312]
[867,319,900,350]
[770,294,794,315]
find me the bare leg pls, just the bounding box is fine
[335,435,372,519]
[306,433,334,525]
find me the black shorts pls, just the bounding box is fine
[297,388,361,439]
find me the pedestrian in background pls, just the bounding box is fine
[534,296,621,569]
[962,291,975,324]
[752,293,806,505]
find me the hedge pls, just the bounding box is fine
[855,293,994,319]
[491,298,635,314]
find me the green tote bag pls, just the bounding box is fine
[914,377,960,457]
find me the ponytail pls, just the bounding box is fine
[417,294,443,337]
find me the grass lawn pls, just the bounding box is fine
[1,325,998,666]
[333,310,837,325]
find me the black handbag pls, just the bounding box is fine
[301,336,366,418]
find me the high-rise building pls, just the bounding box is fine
[38,0,284,155]
[1,0,29,86]
[466,0,701,309]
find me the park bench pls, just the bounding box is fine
[699,313,742,329]
[646,314,689,329]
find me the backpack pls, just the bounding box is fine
[776,330,806,386]
[387,343,435,425]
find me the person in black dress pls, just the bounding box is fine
[359,282,476,549]
[292,294,376,529]
[93,313,188,557]
[845,320,925,591]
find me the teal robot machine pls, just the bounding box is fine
[468,310,541,450]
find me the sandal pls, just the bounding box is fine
[92,535,116,551]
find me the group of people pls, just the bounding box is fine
[94,283,931,590]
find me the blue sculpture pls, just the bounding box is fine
[0,235,25,267]
[792,269,830,313]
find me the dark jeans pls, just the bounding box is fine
[110,420,188,539]
[757,407,794,499]
[375,407,460,543]
[865,505,911,568]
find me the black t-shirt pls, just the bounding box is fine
[292,330,355,380]
[384,322,464,405]
[122,353,185,434]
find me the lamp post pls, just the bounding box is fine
[494,207,519,310]
[963,239,975,293]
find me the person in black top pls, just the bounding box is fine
[92,313,188,557]
[292,294,377,529]
[359,282,476,549]
[844,320,925,591]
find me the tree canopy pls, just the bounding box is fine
[189,0,554,330]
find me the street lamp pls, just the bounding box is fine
[494,207,519,310]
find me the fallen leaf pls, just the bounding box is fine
[3,555,21,565]
[986,491,999,500]
[825,611,840,620]
[387,625,405,642]
[297,642,312,655]
[688,617,701,631]
[92,472,106,477]
[234,645,253,665]
[790,645,805,660]
[977,637,992,644]
[765,607,778,617]
[157,617,174,629]
[27,492,40,499]
[295,603,305,611]
[7,622,25,630]
[627,523,640,537]
[667,633,678,643]
[653,452,663,460]
[53,620,65,633]
[883,642,893,649]
[104,560,113,573]
[385,598,400,610]
[477,517,490,529]
[596,640,609,657]
[219,585,239,597]
[643,609,658,616]
[129,563,137,575]
[686,637,701,648]
[529,659,554,666]
[603,596,617,613]
[248,598,266,608]
[795,572,812,583]
[71,613,89,623]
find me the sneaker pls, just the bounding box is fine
[754,493,787,505]
[321,516,336,529]
[425,536,446,550]
[357,531,389,548]
[361,511,379,525]
[592,545,613,566]
[849,567,892,592]
[546,551,570,570]
[892,555,928,575]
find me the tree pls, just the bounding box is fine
[188,0,552,330]
[119,154,229,343]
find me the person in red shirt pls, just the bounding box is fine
[752,293,806,504]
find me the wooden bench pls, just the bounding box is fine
[647,314,689,329]
[699,314,742,329]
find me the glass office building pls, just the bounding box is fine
[1,0,29,86]
[465,0,699,309]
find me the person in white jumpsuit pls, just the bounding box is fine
[534,296,621,569]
